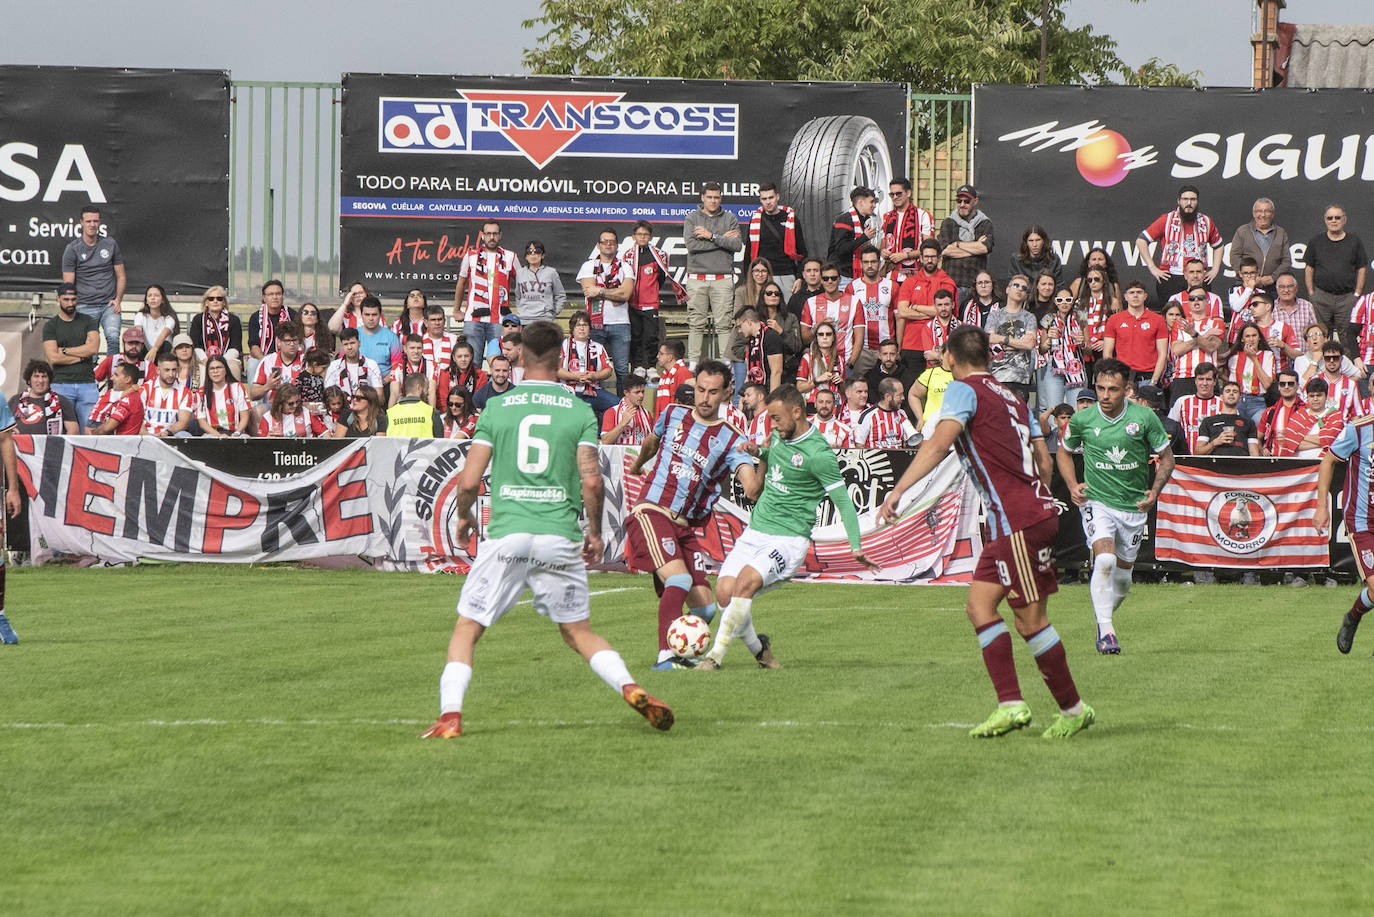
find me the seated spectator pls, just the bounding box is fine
[321,385,348,428]
[840,377,868,426]
[336,385,387,438]
[385,373,443,437]
[485,314,524,367]
[558,310,617,419]
[810,388,852,448]
[189,286,242,363]
[1260,370,1315,456]
[95,327,151,391]
[356,295,401,371]
[10,360,79,435]
[197,354,252,437]
[854,377,918,448]
[473,354,517,410]
[250,322,305,404]
[170,333,203,393]
[1289,379,1344,457]
[88,363,144,435]
[257,382,329,437]
[388,334,436,407]
[864,339,904,405]
[796,320,844,408]
[392,288,429,338]
[136,283,180,359]
[324,328,383,396]
[300,301,334,355]
[438,339,486,409]
[600,374,653,445]
[140,352,195,437]
[1296,325,1361,384]
[964,270,1002,329]
[1195,381,1260,456]
[499,328,525,384]
[441,385,478,439]
[1168,362,1222,452]
[1314,341,1363,417]
[1227,322,1276,424]
[297,348,332,409]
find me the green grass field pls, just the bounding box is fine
[1,566,1368,916]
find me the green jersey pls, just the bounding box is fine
[751,425,862,550]
[471,380,599,541]
[1063,401,1169,513]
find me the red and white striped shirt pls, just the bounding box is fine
[717,402,748,432]
[139,380,195,435]
[1326,374,1362,417]
[811,416,853,448]
[1351,294,1374,363]
[423,333,458,377]
[600,399,653,445]
[747,410,772,446]
[1228,350,1276,395]
[1142,210,1221,274]
[846,276,897,350]
[801,293,861,362]
[254,351,305,394]
[797,351,845,404]
[442,413,479,439]
[561,338,611,397]
[392,314,426,338]
[854,405,915,448]
[1084,296,1114,349]
[388,356,434,387]
[257,409,328,438]
[1170,316,1226,379]
[1168,395,1222,452]
[95,354,151,387]
[652,361,695,418]
[197,382,251,434]
[1169,289,1224,322]
[459,248,519,323]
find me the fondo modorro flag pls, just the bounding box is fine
[1155,459,1328,568]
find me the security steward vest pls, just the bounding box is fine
[385,397,436,437]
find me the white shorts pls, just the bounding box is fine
[718,527,810,594]
[1080,500,1148,564]
[457,532,589,627]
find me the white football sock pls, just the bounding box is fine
[1089,553,1116,633]
[707,597,752,663]
[1111,565,1133,612]
[657,648,675,664]
[738,612,763,656]
[589,649,634,692]
[439,661,472,714]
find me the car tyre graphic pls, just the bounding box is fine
[779,115,894,263]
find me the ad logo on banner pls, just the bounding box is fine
[379,91,738,169]
[995,119,1159,188]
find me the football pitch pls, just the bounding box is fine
[2,566,1367,916]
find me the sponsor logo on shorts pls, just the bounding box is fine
[1363,548,1374,571]
[769,549,786,574]
[499,484,566,503]
[1205,490,1276,554]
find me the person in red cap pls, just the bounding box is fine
[94,326,151,391]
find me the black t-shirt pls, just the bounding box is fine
[1305,232,1369,294]
[865,364,903,404]
[788,285,821,321]
[753,209,806,272]
[43,313,99,384]
[1197,412,1256,456]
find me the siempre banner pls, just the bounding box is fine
[973,85,1374,290]
[1154,457,1328,568]
[15,436,976,585]
[339,74,908,295]
[0,67,229,294]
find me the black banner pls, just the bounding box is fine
[973,86,1374,292]
[339,74,908,295]
[0,67,229,294]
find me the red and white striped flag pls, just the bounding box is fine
[1155,461,1328,568]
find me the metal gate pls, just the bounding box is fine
[909,93,972,221]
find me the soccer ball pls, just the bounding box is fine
[666,614,712,657]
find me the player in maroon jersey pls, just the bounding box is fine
[878,325,1094,739]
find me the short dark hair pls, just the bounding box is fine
[623,375,647,392]
[404,333,424,346]
[759,182,778,194]
[694,360,731,387]
[305,348,331,368]
[425,304,445,319]
[156,351,178,366]
[1306,378,1330,395]
[736,307,761,324]
[919,238,942,254]
[115,362,141,385]
[633,220,654,234]
[81,204,101,217]
[359,295,382,313]
[1124,280,1148,293]
[277,321,302,341]
[1323,341,1346,357]
[889,177,912,192]
[661,339,685,360]
[879,339,898,350]
[702,181,722,193]
[849,186,875,205]
[946,325,991,369]
[518,320,562,366]
[598,226,618,242]
[765,384,806,411]
[482,220,501,232]
[261,279,284,295]
[1093,357,1130,382]
[1220,379,1241,392]
[820,262,842,277]
[878,377,903,400]
[740,382,768,400]
[1194,362,1217,378]
[933,288,955,302]
[22,359,54,384]
[337,328,359,342]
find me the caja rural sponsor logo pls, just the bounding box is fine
[379,90,739,169]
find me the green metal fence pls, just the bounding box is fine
[909,93,972,220]
[229,81,341,304]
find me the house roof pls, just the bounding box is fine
[1285,24,1374,88]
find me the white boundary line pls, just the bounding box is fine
[0,718,1246,731]
[514,586,642,607]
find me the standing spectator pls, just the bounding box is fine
[1227,323,1276,424]
[577,227,634,391]
[847,249,898,378]
[1136,185,1223,303]
[1103,281,1167,388]
[43,282,101,429]
[760,281,804,383]
[197,355,252,437]
[441,386,478,439]
[964,270,1002,329]
[747,184,807,291]
[796,320,844,407]
[94,327,151,391]
[828,186,879,282]
[1273,272,1318,337]
[1078,264,1121,377]
[936,184,994,303]
[60,204,125,355]
[1248,292,1301,372]
[1306,205,1369,358]
[189,286,242,364]
[1029,271,1058,319]
[1168,287,1227,402]
[737,307,785,394]
[787,258,824,322]
[810,388,852,448]
[1164,260,1224,323]
[1194,381,1260,456]
[515,240,567,323]
[984,274,1038,403]
[327,281,368,334]
[683,183,742,363]
[356,296,401,373]
[88,363,144,436]
[1036,287,1087,410]
[247,279,299,372]
[729,258,775,394]
[136,284,179,359]
[324,328,383,397]
[622,220,681,373]
[1008,225,1064,292]
[10,360,78,435]
[880,177,933,283]
[1226,257,1265,335]
[895,240,957,379]
[910,349,955,435]
[452,220,518,358]
[558,311,618,419]
[392,289,428,338]
[1230,197,1291,292]
[923,289,962,370]
[600,375,653,446]
[299,302,333,355]
[259,383,328,437]
[385,373,443,437]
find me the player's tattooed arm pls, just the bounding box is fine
[1139,445,1176,511]
[577,445,604,538]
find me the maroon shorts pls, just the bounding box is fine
[974,515,1060,609]
[624,505,709,588]
[1350,529,1374,581]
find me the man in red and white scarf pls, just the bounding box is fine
[621,220,687,373]
[827,186,880,281]
[747,184,807,292]
[599,375,654,445]
[248,279,299,364]
[9,360,78,434]
[94,327,151,391]
[324,328,383,397]
[421,305,457,382]
[648,339,694,420]
[880,178,934,283]
[578,228,634,389]
[452,220,518,359]
[388,334,436,407]
[140,352,195,436]
[810,388,853,448]
[1169,286,1227,402]
[1137,184,1223,304]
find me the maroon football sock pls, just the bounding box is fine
[657,585,688,650]
[1351,588,1373,620]
[1025,625,1081,711]
[975,621,1021,704]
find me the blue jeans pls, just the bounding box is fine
[576,388,620,423]
[1239,393,1267,426]
[1038,365,1072,412]
[53,382,99,430]
[463,321,503,360]
[591,323,631,394]
[78,303,121,356]
[732,361,747,406]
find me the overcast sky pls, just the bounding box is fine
[6,0,1362,87]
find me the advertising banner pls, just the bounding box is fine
[339,74,908,294]
[972,86,1374,290]
[15,435,975,585]
[0,67,229,294]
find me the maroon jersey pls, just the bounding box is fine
[638,404,754,525]
[939,372,1056,539]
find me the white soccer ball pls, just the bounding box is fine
[667,614,712,657]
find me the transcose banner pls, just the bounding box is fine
[339,74,908,295]
[0,67,229,294]
[973,86,1374,290]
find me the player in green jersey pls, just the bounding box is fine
[697,385,876,670]
[1057,358,1175,655]
[421,321,672,738]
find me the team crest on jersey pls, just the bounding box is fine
[791,453,804,466]
[661,537,677,556]
[1206,489,1276,554]
[1363,549,1374,571]
[1125,422,1140,435]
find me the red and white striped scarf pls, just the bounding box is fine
[1046,313,1086,386]
[588,257,624,328]
[748,206,802,262]
[203,310,231,356]
[257,303,292,353]
[1161,210,1215,273]
[621,243,687,304]
[835,209,867,276]
[467,249,515,323]
[15,388,65,432]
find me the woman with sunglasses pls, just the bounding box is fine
[1227,322,1277,424]
[1036,288,1087,409]
[796,320,844,408]
[328,281,368,334]
[256,382,329,437]
[1075,265,1121,374]
[196,354,251,437]
[136,284,180,359]
[335,384,388,438]
[299,302,334,355]
[515,240,567,323]
[1070,246,1122,304]
[758,281,803,381]
[441,385,479,438]
[188,286,242,364]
